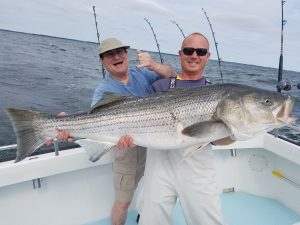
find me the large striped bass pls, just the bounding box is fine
[6,83,296,163]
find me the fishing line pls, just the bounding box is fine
[202,8,224,84]
[144,18,164,64]
[170,20,186,38]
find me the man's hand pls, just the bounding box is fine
[117,135,135,149]
[45,112,74,146]
[55,112,74,142]
[55,128,74,142]
[137,49,175,77]
[137,49,157,70]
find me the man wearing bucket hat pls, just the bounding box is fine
[92,37,175,225]
[91,38,174,105]
[54,37,174,224]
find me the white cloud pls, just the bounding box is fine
[0,0,299,71]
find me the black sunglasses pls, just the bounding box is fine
[182,47,208,56]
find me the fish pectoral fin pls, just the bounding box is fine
[75,139,114,162]
[181,121,228,138]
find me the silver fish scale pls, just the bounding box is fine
[37,84,232,140]
[8,83,296,163]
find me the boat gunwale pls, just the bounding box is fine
[0,133,299,189]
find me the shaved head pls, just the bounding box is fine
[181,32,210,50]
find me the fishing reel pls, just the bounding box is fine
[277,80,300,92]
[277,80,291,91]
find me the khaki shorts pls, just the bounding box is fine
[113,146,146,203]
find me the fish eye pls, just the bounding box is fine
[264,99,272,105]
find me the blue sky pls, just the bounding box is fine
[0,0,299,72]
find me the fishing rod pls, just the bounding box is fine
[272,170,300,188]
[202,8,224,84]
[170,20,186,38]
[276,0,300,91]
[144,18,164,64]
[93,6,105,79]
[277,0,287,92]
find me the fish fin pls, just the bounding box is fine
[75,139,114,162]
[90,93,130,114]
[182,144,209,161]
[155,87,186,95]
[182,121,229,138]
[163,87,185,93]
[5,108,50,163]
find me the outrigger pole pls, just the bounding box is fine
[277,0,287,93]
[93,6,105,78]
[202,8,224,84]
[170,20,186,38]
[144,18,164,64]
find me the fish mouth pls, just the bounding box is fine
[274,96,297,124]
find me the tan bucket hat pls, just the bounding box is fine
[99,38,130,55]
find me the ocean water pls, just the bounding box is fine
[0,29,299,160]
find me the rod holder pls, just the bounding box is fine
[53,139,59,156]
[32,178,42,189]
[230,148,237,157]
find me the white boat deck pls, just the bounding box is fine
[86,192,300,225]
[0,133,299,225]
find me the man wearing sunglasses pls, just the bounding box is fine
[135,32,235,225]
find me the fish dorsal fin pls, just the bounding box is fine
[166,87,184,92]
[164,87,185,94]
[148,87,185,98]
[89,92,129,114]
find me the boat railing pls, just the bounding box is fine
[0,144,17,151]
[0,141,81,163]
[0,125,299,155]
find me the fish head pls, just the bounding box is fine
[216,87,297,140]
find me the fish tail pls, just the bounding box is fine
[5,108,48,163]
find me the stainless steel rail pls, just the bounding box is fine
[0,125,299,152]
[288,124,300,132]
[0,144,17,151]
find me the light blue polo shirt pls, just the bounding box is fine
[91,66,160,106]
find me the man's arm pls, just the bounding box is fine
[137,50,175,77]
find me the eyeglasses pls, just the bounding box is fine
[101,48,126,59]
[182,47,208,56]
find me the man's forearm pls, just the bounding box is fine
[150,62,175,77]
